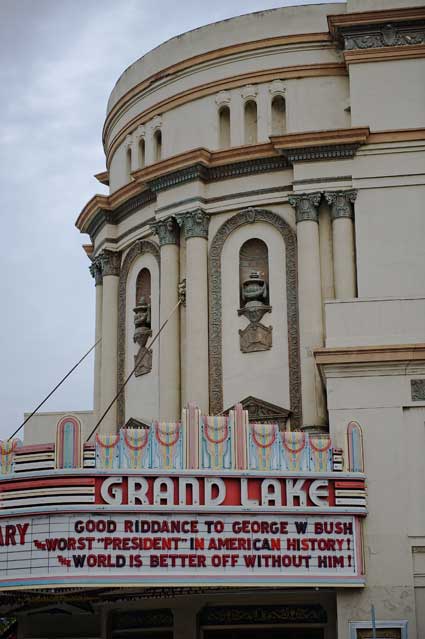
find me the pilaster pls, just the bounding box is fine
[176,210,210,413]
[152,217,181,420]
[99,249,121,433]
[325,190,357,299]
[90,256,103,420]
[288,193,327,431]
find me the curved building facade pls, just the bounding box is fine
[2,2,425,638]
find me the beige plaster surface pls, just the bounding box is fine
[221,221,290,412]
[107,4,343,111]
[324,297,425,347]
[124,252,160,424]
[23,411,94,446]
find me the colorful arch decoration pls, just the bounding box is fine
[347,421,364,472]
[248,423,280,471]
[55,415,82,469]
[95,434,120,470]
[309,434,332,472]
[120,428,151,469]
[151,422,184,470]
[201,416,233,470]
[0,439,22,475]
[280,431,309,472]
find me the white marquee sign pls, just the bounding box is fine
[0,512,363,587]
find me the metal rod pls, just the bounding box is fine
[371,604,377,639]
[86,299,181,442]
[8,338,102,442]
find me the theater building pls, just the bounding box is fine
[1,1,425,637]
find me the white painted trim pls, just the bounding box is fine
[349,619,408,639]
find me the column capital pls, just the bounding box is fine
[324,189,357,220]
[176,209,209,239]
[151,216,179,246]
[100,249,121,277]
[288,192,322,223]
[89,256,103,286]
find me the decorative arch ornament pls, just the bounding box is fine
[208,207,302,428]
[117,239,160,426]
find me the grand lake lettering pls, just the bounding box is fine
[99,476,330,507]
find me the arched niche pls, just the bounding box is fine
[138,138,146,169]
[271,95,286,135]
[209,208,301,427]
[153,130,162,162]
[136,267,151,305]
[218,105,231,148]
[347,421,364,472]
[239,238,270,308]
[117,240,160,426]
[126,146,132,181]
[244,101,257,145]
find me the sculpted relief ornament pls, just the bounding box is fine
[176,209,209,239]
[288,192,322,223]
[151,216,179,246]
[89,256,103,286]
[324,190,357,220]
[340,23,425,51]
[133,295,152,377]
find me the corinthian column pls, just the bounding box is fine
[325,190,357,299]
[288,193,327,431]
[151,217,181,421]
[89,256,103,421]
[176,210,209,413]
[99,249,121,433]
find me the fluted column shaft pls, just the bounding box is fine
[99,250,120,433]
[325,190,357,299]
[288,193,326,430]
[89,257,103,421]
[176,210,209,413]
[152,217,181,421]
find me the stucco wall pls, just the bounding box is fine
[221,220,290,412]
[124,252,160,423]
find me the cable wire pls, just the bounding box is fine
[8,338,102,442]
[86,299,181,442]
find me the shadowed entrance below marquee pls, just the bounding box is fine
[203,630,324,638]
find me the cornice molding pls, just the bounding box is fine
[315,343,425,367]
[83,244,94,258]
[344,44,425,65]
[328,7,425,65]
[94,171,109,186]
[77,127,425,238]
[271,127,370,162]
[104,33,332,143]
[367,128,425,144]
[328,7,425,37]
[76,181,154,234]
[105,63,346,166]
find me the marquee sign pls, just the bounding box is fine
[0,470,366,588]
[0,408,367,588]
[0,510,363,588]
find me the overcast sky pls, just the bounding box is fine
[0,0,343,441]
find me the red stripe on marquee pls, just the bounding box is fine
[15,444,55,453]
[0,478,95,491]
[335,481,365,489]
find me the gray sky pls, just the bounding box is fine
[0,0,343,440]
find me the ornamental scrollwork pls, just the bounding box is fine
[343,23,425,50]
[324,190,357,220]
[288,192,321,223]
